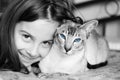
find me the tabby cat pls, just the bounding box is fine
[39,20,109,74]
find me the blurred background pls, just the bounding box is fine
[0,0,120,51]
[73,0,120,51]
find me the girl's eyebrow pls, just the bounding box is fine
[19,30,32,36]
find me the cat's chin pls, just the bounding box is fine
[66,51,74,55]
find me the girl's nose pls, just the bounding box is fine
[27,45,41,58]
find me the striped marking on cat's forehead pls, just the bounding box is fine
[68,25,78,36]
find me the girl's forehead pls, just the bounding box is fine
[15,19,59,40]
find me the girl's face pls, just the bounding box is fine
[14,19,59,67]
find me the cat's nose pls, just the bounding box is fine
[64,46,71,52]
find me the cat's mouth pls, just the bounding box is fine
[66,51,73,55]
[64,48,71,53]
[63,48,73,55]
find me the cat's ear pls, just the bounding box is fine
[81,20,98,33]
[57,20,71,31]
[56,24,67,33]
[57,24,66,31]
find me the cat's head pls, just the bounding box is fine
[54,20,98,55]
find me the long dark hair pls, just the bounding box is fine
[0,0,76,72]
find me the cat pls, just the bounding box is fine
[39,20,109,74]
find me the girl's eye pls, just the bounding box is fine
[74,38,81,42]
[59,34,66,39]
[42,40,53,48]
[22,34,31,42]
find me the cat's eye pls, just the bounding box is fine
[74,38,81,42]
[59,34,66,39]
[42,40,53,48]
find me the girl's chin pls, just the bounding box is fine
[19,54,32,66]
[18,52,41,67]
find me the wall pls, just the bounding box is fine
[106,20,120,50]
[74,1,120,21]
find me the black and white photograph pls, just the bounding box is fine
[0,0,120,80]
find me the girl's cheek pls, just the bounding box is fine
[39,47,51,58]
[15,40,31,49]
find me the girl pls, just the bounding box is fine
[0,0,79,74]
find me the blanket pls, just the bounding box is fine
[0,50,120,80]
